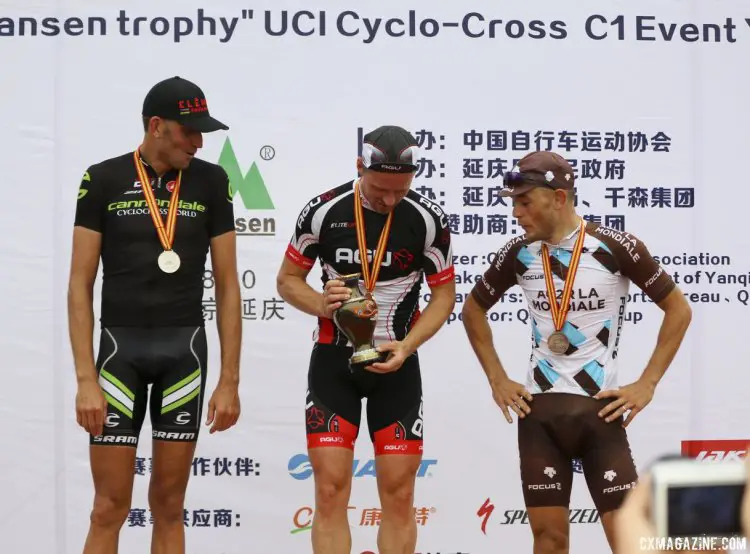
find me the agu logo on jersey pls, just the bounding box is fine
[217,137,276,238]
[288,454,437,480]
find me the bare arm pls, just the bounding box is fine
[638,287,692,389]
[67,227,101,383]
[461,293,511,387]
[276,257,325,318]
[401,279,456,355]
[210,230,242,385]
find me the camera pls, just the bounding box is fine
[651,457,746,539]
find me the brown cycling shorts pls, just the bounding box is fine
[517,392,638,514]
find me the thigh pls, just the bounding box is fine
[366,354,423,456]
[580,406,638,514]
[306,344,362,451]
[518,411,574,509]
[91,327,148,448]
[149,439,198,499]
[149,326,207,443]
[89,443,138,505]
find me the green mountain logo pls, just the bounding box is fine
[218,138,274,210]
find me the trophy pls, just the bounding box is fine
[333,273,387,372]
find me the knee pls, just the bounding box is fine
[532,525,569,553]
[90,492,131,529]
[148,482,186,523]
[378,473,415,516]
[314,472,351,516]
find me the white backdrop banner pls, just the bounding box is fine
[2,0,750,553]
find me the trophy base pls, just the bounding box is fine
[348,348,387,373]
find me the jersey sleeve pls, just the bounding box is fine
[419,200,455,287]
[209,166,236,238]
[284,194,326,270]
[73,166,105,232]
[470,235,525,311]
[594,226,676,303]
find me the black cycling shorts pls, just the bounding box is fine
[305,343,423,456]
[518,392,638,514]
[90,326,208,447]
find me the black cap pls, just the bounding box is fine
[142,76,229,133]
[361,125,419,173]
[499,151,575,197]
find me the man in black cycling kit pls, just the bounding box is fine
[67,76,242,554]
[277,125,456,554]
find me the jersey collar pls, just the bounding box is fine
[540,218,585,249]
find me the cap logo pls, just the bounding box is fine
[565,174,571,181]
[177,97,208,115]
[545,171,554,182]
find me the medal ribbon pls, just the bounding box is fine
[353,180,393,292]
[541,219,586,331]
[133,149,182,252]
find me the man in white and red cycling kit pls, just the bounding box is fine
[462,151,692,553]
[277,125,456,554]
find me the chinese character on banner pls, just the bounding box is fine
[360,508,381,526]
[202,298,217,321]
[674,188,695,208]
[414,129,436,150]
[235,458,260,476]
[127,509,148,528]
[262,298,285,320]
[192,509,211,527]
[214,509,234,528]
[414,507,432,526]
[214,458,233,477]
[193,457,211,477]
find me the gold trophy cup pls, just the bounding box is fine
[332,273,387,372]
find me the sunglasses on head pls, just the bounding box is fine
[502,170,560,191]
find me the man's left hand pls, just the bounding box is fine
[366,341,411,374]
[595,379,655,427]
[206,379,241,434]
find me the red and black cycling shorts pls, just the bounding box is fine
[305,343,423,455]
[518,392,639,514]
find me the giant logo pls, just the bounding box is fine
[288,454,437,480]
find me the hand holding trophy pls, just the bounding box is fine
[332,273,387,372]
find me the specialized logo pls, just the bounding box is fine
[218,137,274,210]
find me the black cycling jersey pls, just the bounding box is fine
[74,151,235,327]
[286,179,455,346]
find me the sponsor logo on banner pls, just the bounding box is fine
[681,439,750,461]
[477,498,600,535]
[218,137,276,237]
[287,453,436,480]
[292,505,436,534]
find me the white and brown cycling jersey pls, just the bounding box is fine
[471,221,675,397]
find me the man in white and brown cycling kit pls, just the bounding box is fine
[462,151,692,554]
